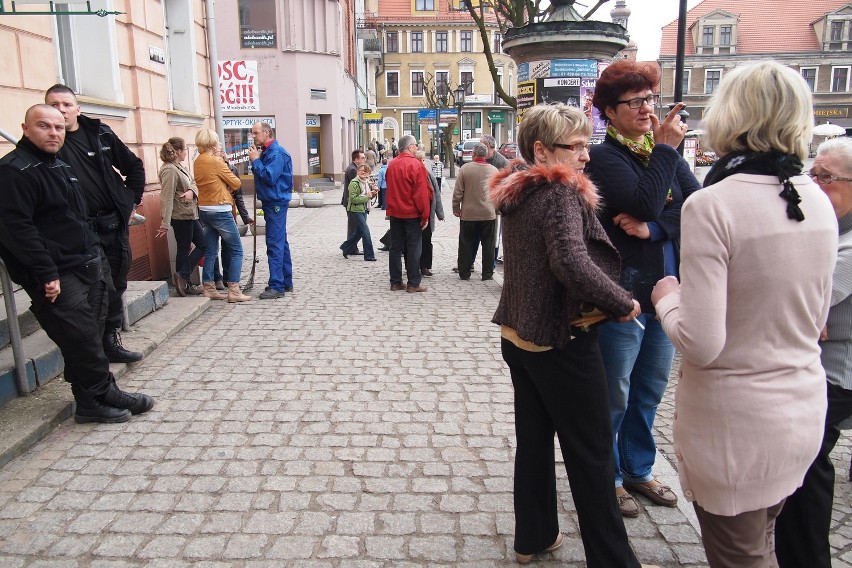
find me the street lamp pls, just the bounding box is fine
[454,84,467,141]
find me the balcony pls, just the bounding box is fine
[363,38,383,59]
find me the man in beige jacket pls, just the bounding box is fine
[452,143,498,280]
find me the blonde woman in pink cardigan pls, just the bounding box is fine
[651,61,838,565]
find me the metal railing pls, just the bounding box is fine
[0,260,29,396]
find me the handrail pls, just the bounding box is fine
[0,259,29,396]
[0,128,17,145]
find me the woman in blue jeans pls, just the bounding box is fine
[340,165,377,261]
[193,128,251,303]
[585,60,701,517]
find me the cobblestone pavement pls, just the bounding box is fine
[0,177,849,566]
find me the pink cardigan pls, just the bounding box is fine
[654,173,837,516]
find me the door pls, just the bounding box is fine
[306,128,322,177]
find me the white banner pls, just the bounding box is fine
[218,60,259,112]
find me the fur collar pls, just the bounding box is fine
[489,160,601,214]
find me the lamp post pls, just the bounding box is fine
[454,83,466,144]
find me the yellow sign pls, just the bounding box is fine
[363,113,383,121]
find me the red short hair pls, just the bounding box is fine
[592,61,660,122]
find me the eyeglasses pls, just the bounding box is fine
[808,171,852,185]
[553,142,591,153]
[615,94,659,109]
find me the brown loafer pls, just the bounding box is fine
[390,283,405,291]
[406,284,428,293]
[623,480,678,507]
[515,532,564,565]
[616,488,640,517]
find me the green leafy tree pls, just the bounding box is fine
[462,0,614,109]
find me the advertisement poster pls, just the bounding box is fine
[218,60,259,112]
[579,79,607,140]
[516,80,537,124]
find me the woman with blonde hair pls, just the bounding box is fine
[156,137,204,296]
[490,103,641,566]
[651,61,838,564]
[193,129,251,302]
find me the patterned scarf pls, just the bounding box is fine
[607,125,673,206]
[703,150,805,222]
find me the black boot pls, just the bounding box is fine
[100,376,154,415]
[72,385,130,424]
[103,330,143,364]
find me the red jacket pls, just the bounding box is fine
[385,152,431,225]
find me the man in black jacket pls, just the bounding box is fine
[0,105,153,423]
[45,84,144,364]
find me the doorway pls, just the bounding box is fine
[306,128,322,177]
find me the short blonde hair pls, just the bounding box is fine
[704,61,813,160]
[195,128,220,153]
[517,104,592,164]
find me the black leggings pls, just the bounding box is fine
[171,219,206,280]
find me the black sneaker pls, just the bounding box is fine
[259,288,286,300]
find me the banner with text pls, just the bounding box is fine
[218,60,259,112]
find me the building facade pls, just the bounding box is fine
[0,0,216,280]
[215,0,360,188]
[658,1,852,134]
[363,0,515,159]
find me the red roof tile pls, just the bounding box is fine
[371,0,491,24]
[660,0,850,56]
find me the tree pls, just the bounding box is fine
[462,0,615,109]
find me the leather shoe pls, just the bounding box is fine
[421,268,433,277]
[616,488,640,517]
[515,532,564,565]
[406,284,428,293]
[390,283,405,291]
[378,246,389,251]
[623,480,678,507]
[352,251,364,255]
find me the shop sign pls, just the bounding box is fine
[223,117,275,129]
[363,112,383,123]
[218,60,259,112]
[487,111,505,123]
[815,107,850,118]
[305,115,320,127]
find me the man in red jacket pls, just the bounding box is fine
[385,135,431,293]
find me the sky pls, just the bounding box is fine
[581,0,704,61]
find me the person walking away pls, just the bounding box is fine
[585,60,701,517]
[651,61,837,566]
[385,135,430,293]
[453,144,498,281]
[0,105,154,423]
[775,136,852,568]
[249,121,294,300]
[194,129,251,302]
[340,165,378,261]
[155,137,204,296]
[45,84,144,364]
[490,103,641,566]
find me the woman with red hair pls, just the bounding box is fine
[585,60,701,518]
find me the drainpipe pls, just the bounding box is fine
[204,0,225,143]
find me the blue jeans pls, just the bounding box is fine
[340,211,375,260]
[597,315,675,487]
[263,204,292,292]
[200,210,243,283]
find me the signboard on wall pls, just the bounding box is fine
[218,60,259,112]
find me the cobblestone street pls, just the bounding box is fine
[0,180,850,566]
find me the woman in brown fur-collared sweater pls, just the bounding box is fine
[490,103,641,567]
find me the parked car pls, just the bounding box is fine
[499,143,518,160]
[456,140,479,165]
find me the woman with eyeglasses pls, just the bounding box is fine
[585,60,702,519]
[490,103,641,566]
[651,61,837,565]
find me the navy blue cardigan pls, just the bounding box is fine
[587,134,701,312]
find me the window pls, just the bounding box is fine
[436,31,448,52]
[720,25,731,46]
[705,69,721,94]
[386,32,398,53]
[55,2,122,102]
[493,32,502,53]
[239,0,276,48]
[461,31,472,52]
[832,66,850,92]
[411,71,425,96]
[436,71,449,97]
[164,0,200,113]
[679,69,691,95]
[831,21,844,41]
[403,113,420,141]
[415,0,434,10]
[411,32,423,52]
[461,71,473,95]
[801,67,817,92]
[386,71,399,97]
[702,26,714,46]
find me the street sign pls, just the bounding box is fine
[487,111,505,123]
[363,112,383,124]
